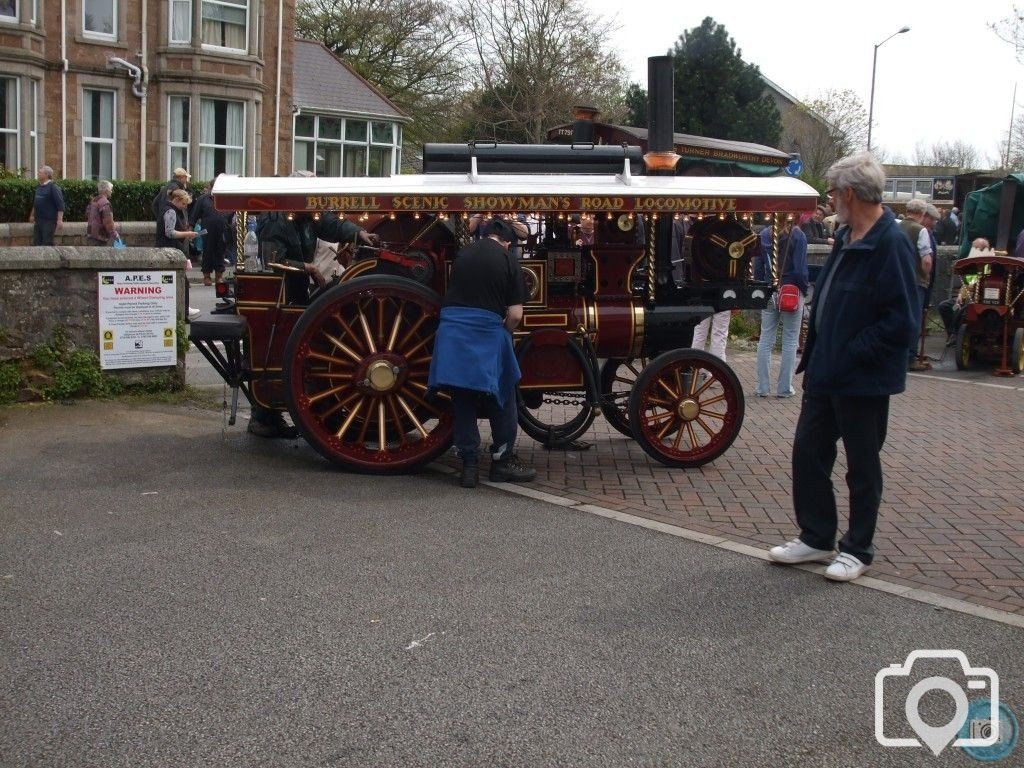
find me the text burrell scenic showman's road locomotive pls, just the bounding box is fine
[190,57,819,473]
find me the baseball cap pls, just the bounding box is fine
[173,167,191,179]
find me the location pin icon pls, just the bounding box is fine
[904,677,969,756]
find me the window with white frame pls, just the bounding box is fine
[83,88,115,180]
[294,115,400,177]
[170,0,191,44]
[368,121,395,177]
[293,114,342,176]
[0,77,18,172]
[201,0,246,51]
[168,96,190,174]
[199,98,244,177]
[0,0,16,20]
[83,0,115,37]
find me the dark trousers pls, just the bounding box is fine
[200,218,229,274]
[452,387,518,464]
[792,393,890,565]
[33,219,56,245]
[937,299,962,336]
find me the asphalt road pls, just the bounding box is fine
[1,401,1021,767]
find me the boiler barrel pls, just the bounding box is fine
[422,143,644,175]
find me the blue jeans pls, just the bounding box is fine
[756,294,804,396]
[452,387,519,464]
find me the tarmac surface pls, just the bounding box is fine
[0,279,1021,766]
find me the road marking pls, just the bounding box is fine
[430,463,1024,631]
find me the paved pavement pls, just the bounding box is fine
[1,399,1021,766]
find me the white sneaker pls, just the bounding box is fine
[768,538,833,564]
[824,553,868,582]
[188,307,201,320]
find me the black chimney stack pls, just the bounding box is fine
[645,56,680,303]
[647,56,674,155]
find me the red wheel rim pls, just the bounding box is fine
[632,354,742,466]
[285,279,453,473]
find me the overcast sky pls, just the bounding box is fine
[589,0,1022,166]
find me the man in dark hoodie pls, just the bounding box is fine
[768,152,918,582]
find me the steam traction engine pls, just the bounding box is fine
[192,58,818,473]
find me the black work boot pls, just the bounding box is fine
[459,461,479,488]
[488,453,537,483]
[247,411,299,439]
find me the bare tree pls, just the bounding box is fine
[296,0,469,143]
[782,89,867,184]
[910,140,980,169]
[990,5,1024,62]
[457,0,628,143]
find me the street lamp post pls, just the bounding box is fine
[867,26,910,153]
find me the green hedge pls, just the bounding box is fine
[0,178,209,223]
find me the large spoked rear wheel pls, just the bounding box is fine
[283,275,453,473]
[599,358,647,437]
[628,349,745,468]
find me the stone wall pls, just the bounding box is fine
[0,242,188,397]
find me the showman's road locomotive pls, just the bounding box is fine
[190,57,818,473]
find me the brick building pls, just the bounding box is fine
[0,1,407,182]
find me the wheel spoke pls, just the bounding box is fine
[336,398,365,438]
[700,393,727,407]
[396,395,429,439]
[396,314,429,352]
[656,377,679,400]
[307,370,355,380]
[376,297,388,345]
[685,421,699,449]
[643,410,674,426]
[318,391,360,420]
[657,416,679,440]
[308,350,353,367]
[321,332,363,364]
[695,416,717,436]
[332,312,369,356]
[377,401,387,451]
[307,383,350,404]
[357,304,378,354]
[386,302,404,350]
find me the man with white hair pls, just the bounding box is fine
[28,165,65,245]
[768,152,918,582]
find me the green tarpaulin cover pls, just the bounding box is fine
[959,173,1024,257]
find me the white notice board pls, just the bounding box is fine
[98,271,178,370]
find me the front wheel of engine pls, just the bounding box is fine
[628,349,745,468]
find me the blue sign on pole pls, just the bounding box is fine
[786,156,803,177]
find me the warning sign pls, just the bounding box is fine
[98,271,177,369]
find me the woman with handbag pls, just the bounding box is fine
[754,218,809,397]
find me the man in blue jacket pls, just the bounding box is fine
[428,217,536,488]
[768,152,919,582]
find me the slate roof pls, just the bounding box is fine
[292,39,409,122]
